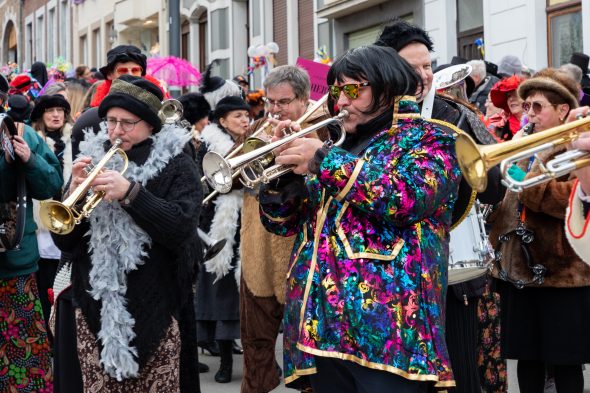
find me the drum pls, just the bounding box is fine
[448,202,494,285]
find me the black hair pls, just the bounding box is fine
[327,45,421,115]
[178,92,211,125]
[375,17,434,52]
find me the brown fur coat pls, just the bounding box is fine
[240,106,329,303]
[489,146,590,288]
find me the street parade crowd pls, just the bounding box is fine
[2,17,590,393]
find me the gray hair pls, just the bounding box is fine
[263,65,310,100]
[559,63,583,84]
[467,60,486,81]
[44,82,67,96]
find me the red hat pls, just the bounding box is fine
[490,75,524,111]
[9,74,32,94]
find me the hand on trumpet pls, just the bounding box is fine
[271,119,324,175]
[91,170,131,203]
[565,106,590,195]
[69,157,93,194]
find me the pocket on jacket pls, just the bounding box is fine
[335,203,404,262]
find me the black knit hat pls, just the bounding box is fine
[99,45,147,78]
[98,75,164,132]
[30,94,71,122]
[570,52,589,75]
[212,96,250,122]
[178,92,211,125]
[7,94,33,123]
[375,18,434,52]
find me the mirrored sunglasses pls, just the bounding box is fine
[328,82,370,100]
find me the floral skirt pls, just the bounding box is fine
[0,274,53,393]
[76,310,181,392]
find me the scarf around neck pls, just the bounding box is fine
[78,123,191,380]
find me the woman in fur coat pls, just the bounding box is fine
[488,68,590,392]
[196,95,249,383]
[51,75,202,392]
[30,93,73,328]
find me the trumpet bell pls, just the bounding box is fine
[202,151,234,193]
[39,200,76,235]
[455,133,489,193]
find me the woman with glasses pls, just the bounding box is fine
[488,68,590,392]
[488,75,526,141]
[258,45,461,392]
[29,94,73,329]
[51,75,202,392]
[195,95,250,383]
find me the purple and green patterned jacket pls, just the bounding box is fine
[260,98,460,389]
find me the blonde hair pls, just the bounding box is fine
[65,81,88,120]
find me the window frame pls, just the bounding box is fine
[546,0,582,67]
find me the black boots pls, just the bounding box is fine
[214,340,233,383]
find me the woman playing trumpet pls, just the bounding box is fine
[51,75,202,391]
[488,68,590,392]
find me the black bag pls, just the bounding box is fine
[0,114,26,252]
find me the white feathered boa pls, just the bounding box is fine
[200,123,242,287]
[78,123,191,381]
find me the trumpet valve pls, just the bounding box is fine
[83,163,95,177]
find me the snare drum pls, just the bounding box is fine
[448,202,494,285]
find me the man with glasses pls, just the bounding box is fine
[239,65,328,393]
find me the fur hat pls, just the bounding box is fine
[570,52,589,75]
[497,55,522,77]
[490,75,525,111]
[30,94,71,122]
[99,45,147,78]
[178,92,211,125]
[199,61,242,109]
[212,96,250,122]
[6,94,32,123]
[375,17,434,52]
[518,68,579,111]
[98,75,164,132]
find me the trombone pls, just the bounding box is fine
[39,139,128,235]
[203,110,348,194]
[456,116,590,193]
[201,94,330,202]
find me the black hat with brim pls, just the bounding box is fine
[30,94,71,122]
[212,96,250,122]
[99,45,147,78]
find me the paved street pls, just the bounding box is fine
[197,338,590,392]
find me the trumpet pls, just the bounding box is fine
[203,110,348,193]
[456,116,590,193]
[201,94,330,201]
[39,139,128,235]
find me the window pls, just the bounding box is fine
[60,0,69,59]
[80,34,88,65]
[25,22,33,67]
[457,0,484,60]
[36,14,44,61]
[252,0,261,37]
[211,8,229,51]
[317,20,332,57]
[346,25,382,50]
[547,1,582,67]
[48,8,56,63]
[93,28,101,67]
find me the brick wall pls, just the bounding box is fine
[273,0,288,65]
[298,0,314,61]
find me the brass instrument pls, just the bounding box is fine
[203,110,348,193]
[39,139,129,235]
[159,99,184,125]
[201,94,330,201]
[456,116,590,193]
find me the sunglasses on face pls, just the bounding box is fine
[116,66,143,76]
[522,101,555,114]
[328,82,371,100]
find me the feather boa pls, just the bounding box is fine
[200,123,242,286]
[79,123,191,380]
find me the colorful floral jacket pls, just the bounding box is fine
[259,99,461,388]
